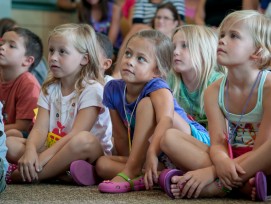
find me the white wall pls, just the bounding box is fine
[0,0,12,18]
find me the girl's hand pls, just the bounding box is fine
[18,148,40,182]
[144,151,159,190]
[215,158,244,189]
[178,167,215,198]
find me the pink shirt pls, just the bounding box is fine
[122,0,135,18]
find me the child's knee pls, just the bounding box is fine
[69,131,99,154]
[136,97,155,117]
[137,97,152,110]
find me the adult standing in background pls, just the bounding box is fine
[77,0,122,56]
[151,2,181,38]
[112,0,185,79]
[133,0,185,25]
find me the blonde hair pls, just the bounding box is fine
[170,24,225,116]
[126,29,173,79]
[219,10,271,69]
[42,23,103,95]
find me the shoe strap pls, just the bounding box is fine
[117,173,134,190]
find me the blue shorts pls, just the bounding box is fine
[189,123,210,146]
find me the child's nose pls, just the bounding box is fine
[127,58,134,66]
[49,53,58,61]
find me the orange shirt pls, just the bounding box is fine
[0,72,40,129]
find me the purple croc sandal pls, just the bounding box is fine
[158,168,184,199]
[70,160,96,186]
[256,171,268,201]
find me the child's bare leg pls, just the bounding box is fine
[185,141,271,199]
[12,131,104,182]
[96,156,128,179]
[113,97,156,182]
[161,128,210,171]
[235,141,271,200]
[6,137,26,163]
[160,127,217,198]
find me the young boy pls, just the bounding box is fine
[0,27,42,138]
[96,32,114,83]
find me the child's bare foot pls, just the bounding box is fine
[169,167,224,198]
[199,178,229,198]
[239,172,268,201]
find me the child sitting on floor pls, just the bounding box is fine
[0,27,42,138]
[5,23,112,185]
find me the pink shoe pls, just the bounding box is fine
[98,172,145,193]
[6,163,18,184]
[70,160,96,186]
[158,168,184,199]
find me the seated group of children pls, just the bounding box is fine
[1,9,271,203]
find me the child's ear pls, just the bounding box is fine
[153,68,161,78]
[22,56,34,67]
[102,58,112,71]
[80,54,89,66]
[251,47,263,60]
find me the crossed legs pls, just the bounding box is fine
[6,131,104,183]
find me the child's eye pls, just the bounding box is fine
[48,48,54,54]
[59,49,66,54]
[181,42,188,49]
[138,56,146,62]
[230,33,239,39]
[9,44,16,48]
[0,41,4,46]
[125,50,132,58]
[219,33,225,39]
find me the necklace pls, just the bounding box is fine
[225,71,262,158]
[123,85,140,152]
[55,84,77,135]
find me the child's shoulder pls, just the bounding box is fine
[263,70,271,91]
[205,77,223,94]
[13,72,40,88]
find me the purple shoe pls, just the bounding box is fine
[158,168,184,199]
[256,171,268,201]
[70,160,96,186]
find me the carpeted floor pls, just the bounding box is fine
[0,184,266,204]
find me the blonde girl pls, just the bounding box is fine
[168,24,225,128]
[6,23,112,185]
[160,10,271,201]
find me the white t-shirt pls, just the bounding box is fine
[38,80,113,155]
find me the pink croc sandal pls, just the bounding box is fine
[70,160,96,186]
[158,168,184,199]
[98,172,145,193]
